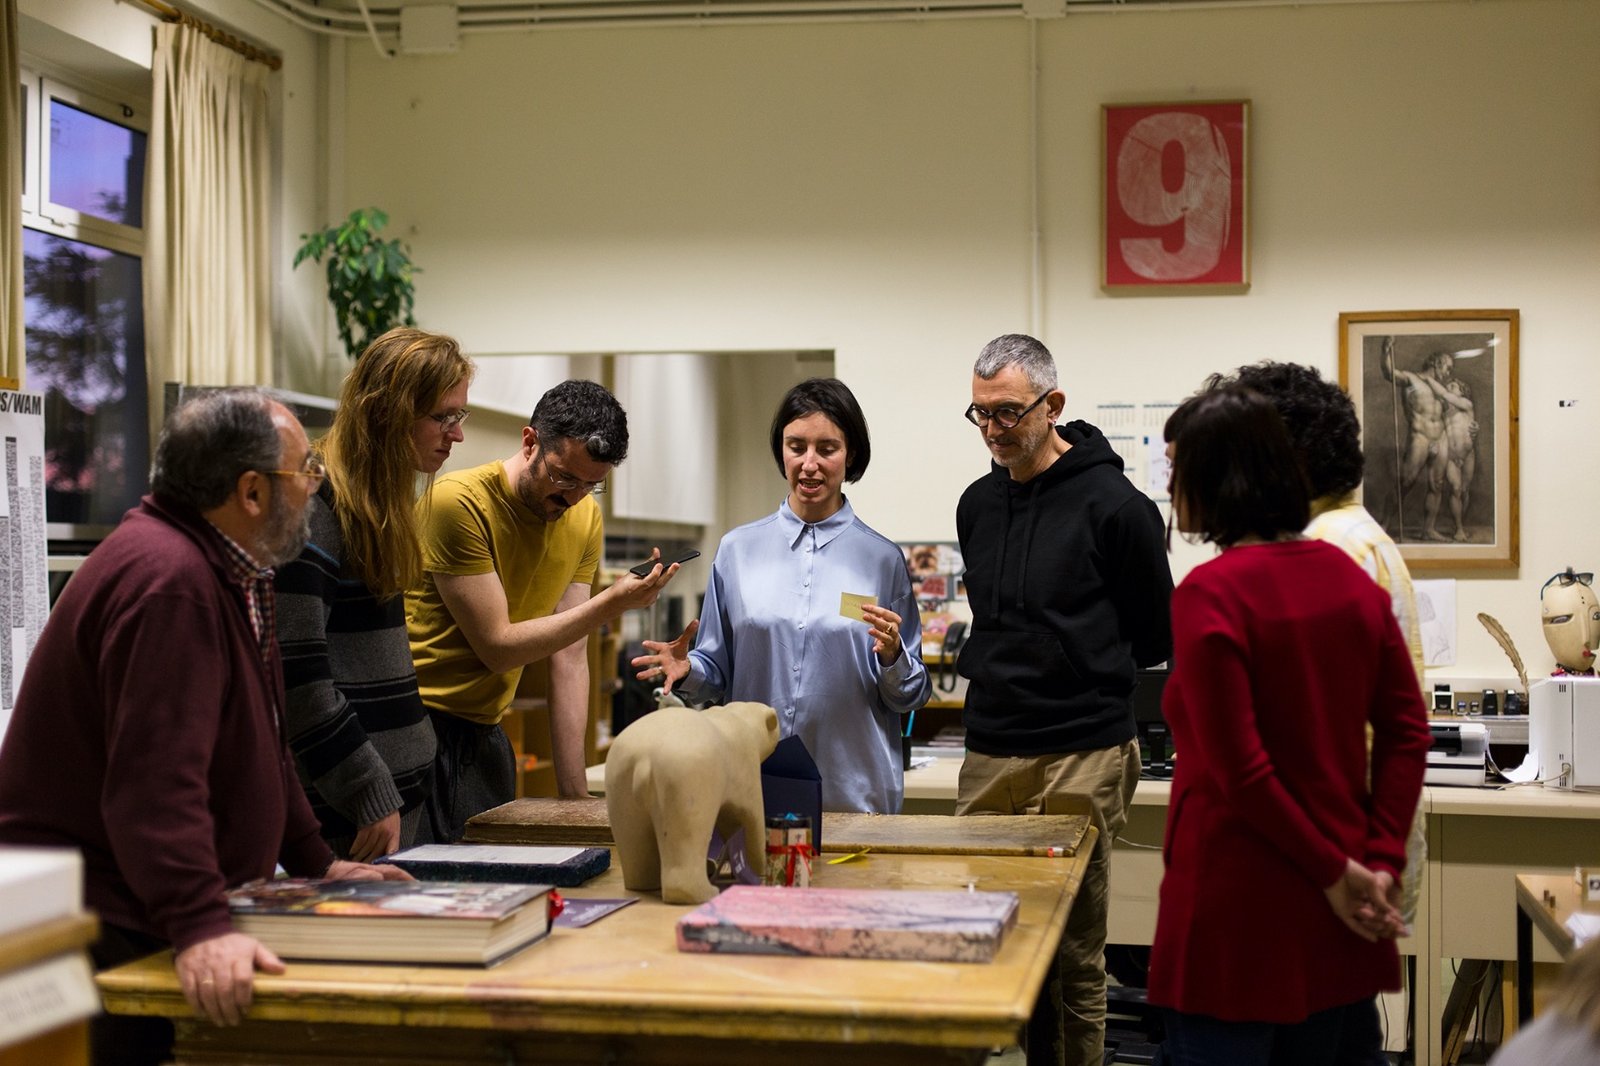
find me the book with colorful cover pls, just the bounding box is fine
[378,843,610,887]
[227,878,554,966]
[675,885,1020,963]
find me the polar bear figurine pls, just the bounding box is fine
[604,701,780,905]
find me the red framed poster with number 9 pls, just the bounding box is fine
[1102,100,1249,292]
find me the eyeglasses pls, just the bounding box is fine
[426,409,470,429]
[264,456,327,484]
[1542,570,1595,594]
[545,464,607,496]
[964,391,1049,429]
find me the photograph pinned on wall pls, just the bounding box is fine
[1339,310,1519,569]
[901,543,964,585]
[1102,100,1249,293]
[899,542,969,657]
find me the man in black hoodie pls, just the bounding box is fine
[955,333,1173,1066]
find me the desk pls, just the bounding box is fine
[606,757,1600,1066]
[1514,873,1588,1025]
[583,753,966,814]
[97,848,1093,1066]
[467,800,1092,858]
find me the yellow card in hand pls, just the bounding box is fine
[839,592,877,622]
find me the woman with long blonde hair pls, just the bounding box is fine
[276,327,473,860]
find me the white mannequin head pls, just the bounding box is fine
[1541,568,1600,673]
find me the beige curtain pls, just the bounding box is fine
[0,0,22,385]
[146,18,272,396]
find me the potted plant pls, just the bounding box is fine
[293,208,419,360]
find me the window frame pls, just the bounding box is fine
[19,61,152,541]
[22,70,147,259]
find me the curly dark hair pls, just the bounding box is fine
[1220,362,1363,500]
[530,380,629,465]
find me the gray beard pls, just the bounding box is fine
[260,490,312,567]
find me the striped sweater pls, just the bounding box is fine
[275,484,435,845]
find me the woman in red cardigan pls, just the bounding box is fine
[1150,386,1429,1065]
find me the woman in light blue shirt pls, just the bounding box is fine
[634,378,930,813]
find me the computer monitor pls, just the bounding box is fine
[1132,665,1172,773]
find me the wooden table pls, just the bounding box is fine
[581,756,967,815]
[467,797,1093,858]
[97,847,1094,1065]
[1514,872,1591,1025]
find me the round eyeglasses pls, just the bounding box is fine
[964,391,1049,429]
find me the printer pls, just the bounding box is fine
[1529,676,1600,789]
[1426,721,1489,786]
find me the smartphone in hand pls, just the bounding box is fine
[629,549,701,578]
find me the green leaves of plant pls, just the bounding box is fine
[293,207,418,360]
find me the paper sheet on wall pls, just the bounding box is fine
[1146,436,1171,502]
[1105,434,1140,485]
[1140,402,1178,436]
[0,392,47,748]
[1095,403,1137,431]
[1414,579,1457,667]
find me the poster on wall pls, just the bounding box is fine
[1339,310,1519,570]
[1102,100,1250,293]
[0,390,49,745]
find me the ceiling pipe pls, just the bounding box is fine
[248,0,1456,39]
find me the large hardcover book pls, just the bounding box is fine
[227,879,554,966]
[378,843,610,887]
[0,846,83,938]
[675,885,1021,963]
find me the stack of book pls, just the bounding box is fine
[228,879,556,966]
[0,847,100,1061]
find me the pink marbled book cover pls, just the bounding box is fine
[675,885,1020,963]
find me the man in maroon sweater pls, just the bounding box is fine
[0,390,408,1063]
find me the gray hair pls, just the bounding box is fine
[150,389,284,512]
[529,379,630,465]
[974,334,1059,393]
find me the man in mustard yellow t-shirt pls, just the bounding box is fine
[407,380,681,842]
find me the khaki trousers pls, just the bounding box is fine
[957,741,1141,1066]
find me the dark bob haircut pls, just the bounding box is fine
[769,378,871,483]
[1166,385,1310,548]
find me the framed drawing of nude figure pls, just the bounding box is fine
[1339,310,1519,570]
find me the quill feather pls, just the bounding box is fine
[1476,612,1529,694]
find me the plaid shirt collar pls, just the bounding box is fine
[206,522,277,659]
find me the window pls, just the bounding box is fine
[20,70,149,537]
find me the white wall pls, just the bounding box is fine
[31,0,1595,684]
[333,0,1599,684]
